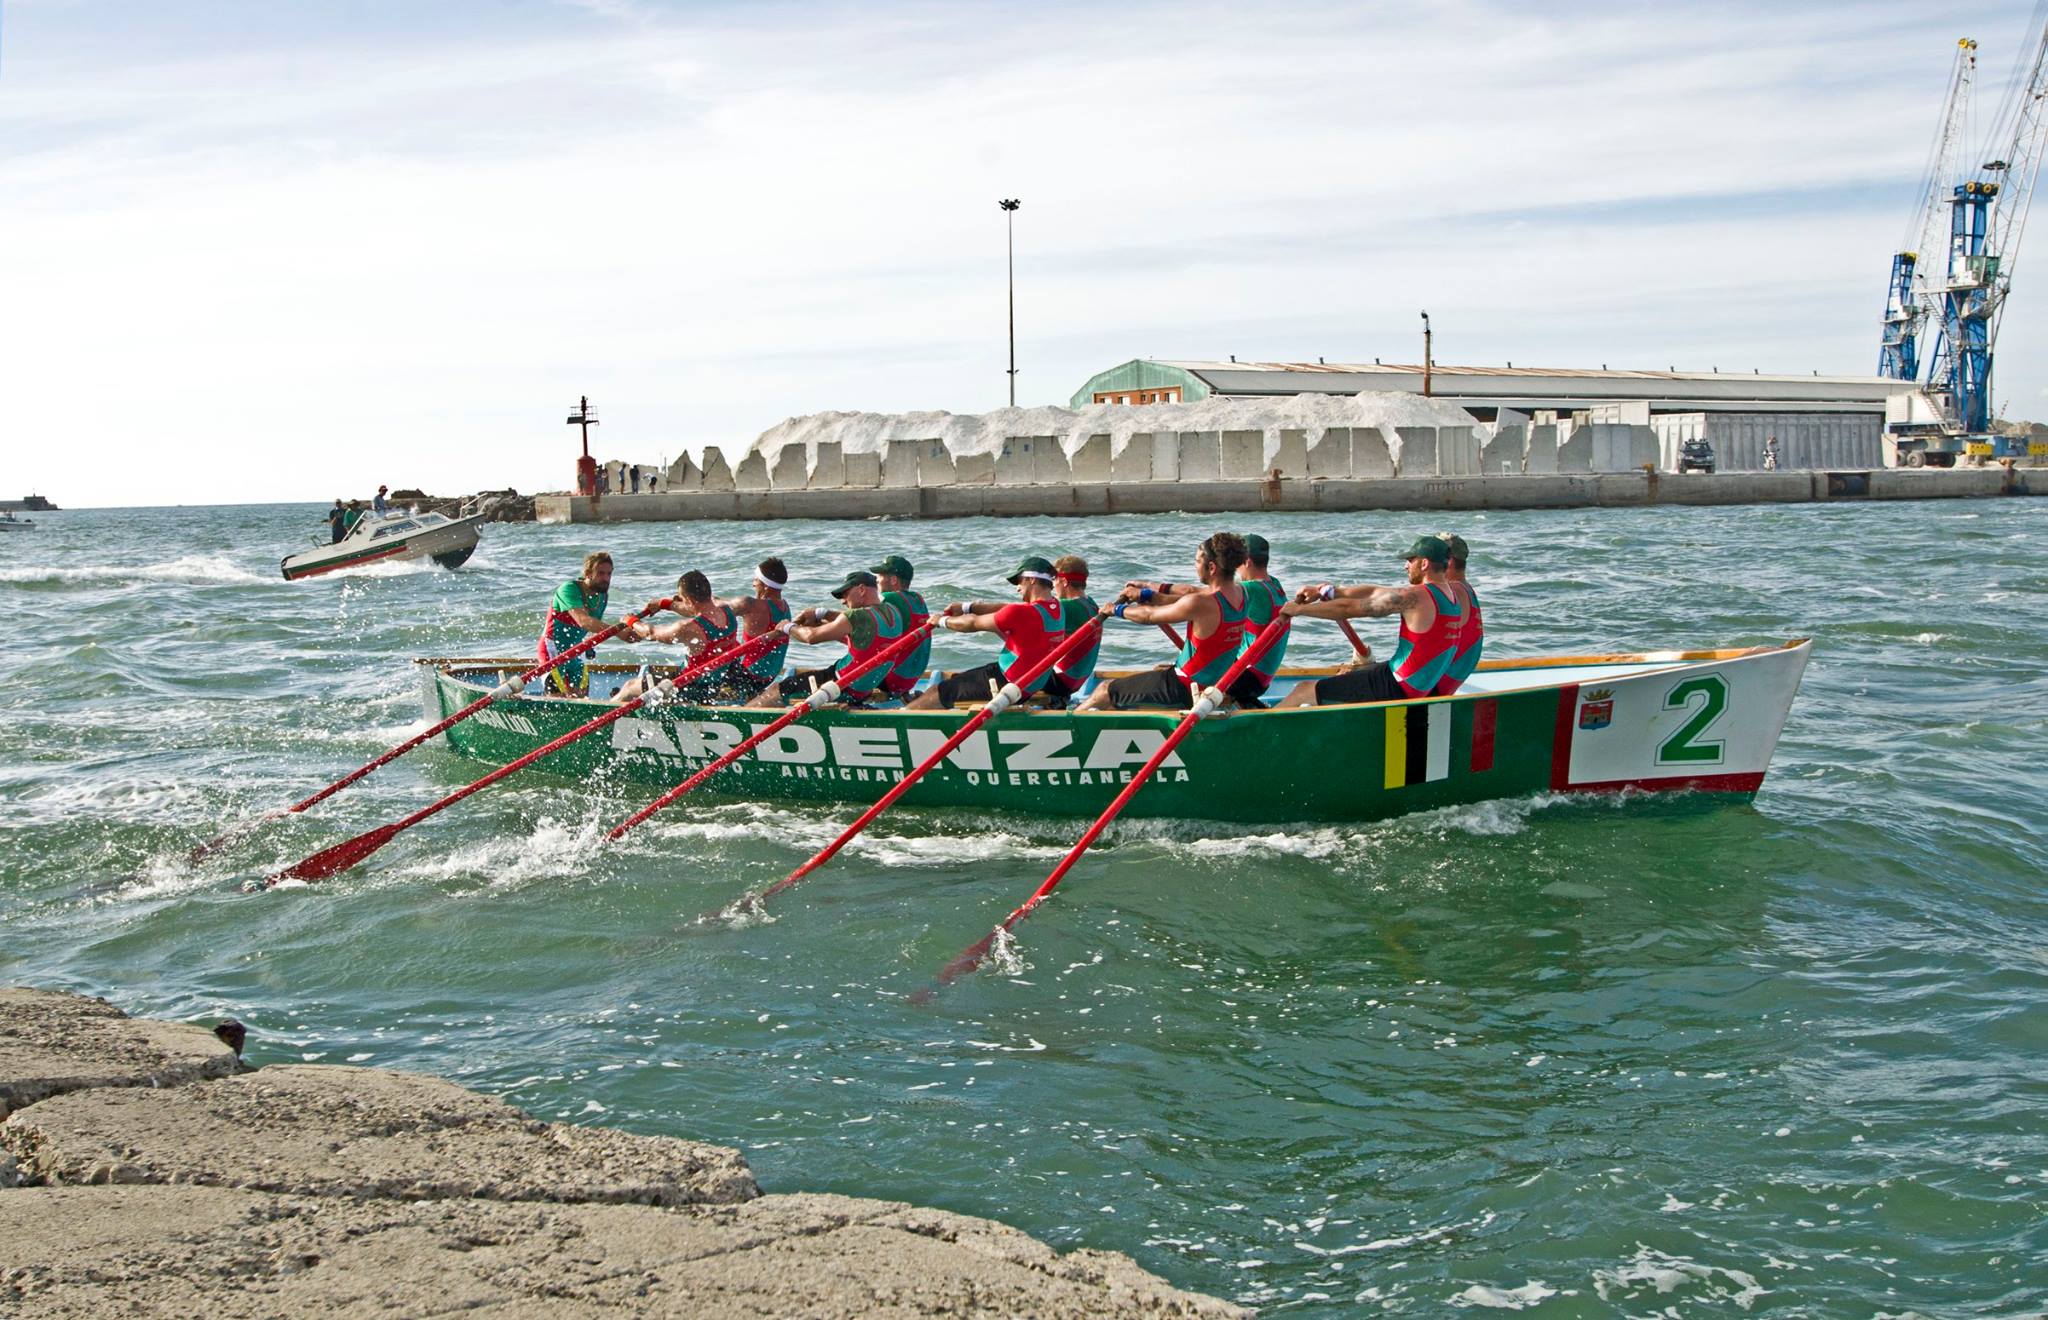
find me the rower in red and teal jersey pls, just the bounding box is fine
[537,551,612,697]
[1233,532,1288,707]
[745,570,906,708]
[727,556,793,702]
[870,554,931,700]
[1434,532,1483,694]
[1079,531,1268,711]
[908,555,1067,709]
[1039,554,1100,708]
[613,569,747,704]
[1273,535,1468,708]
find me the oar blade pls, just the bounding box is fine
[935,929,1000,985]
[186,808,287,863]
[267,821,403,886]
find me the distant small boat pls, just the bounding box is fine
[0,511,35,531]
[283,510,482,581]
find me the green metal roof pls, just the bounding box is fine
[1068,360,1210,409]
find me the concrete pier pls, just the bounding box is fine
[539,465,2042,523]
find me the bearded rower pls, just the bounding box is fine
[1437,532,1483,694]
[1038,554,1100,708]
[745,570,904,708]
[908,555,1065,710]
[1078,531,1266,711]
[614,570,746,704]
[1275,534,1468,707]
[726,556,793,702]
[870,554,932,700]
[538,551,613,697]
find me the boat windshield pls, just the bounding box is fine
[371,520,420,539]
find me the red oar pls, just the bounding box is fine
[727,616,1108,917]
[605,624,935,842]
[265,628,781,885]
[929,616,1289,989]
[191,597,675,862]
[1337,619,1371,661]
[1157,622,1184,648]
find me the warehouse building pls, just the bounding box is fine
[1072,360,1922,470]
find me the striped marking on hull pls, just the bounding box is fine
[285,542,412,579]
[1383,702,1451,789]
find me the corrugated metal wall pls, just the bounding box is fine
[1649,413,1883,470]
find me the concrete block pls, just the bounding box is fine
[1306,428,1351,479]
[808,441,845,490]
[1437,426,1481,476]
[882,439,921,488]
[1556,427,1592,474]
[843,450,881,488]
[667,452,702,492]
[916,440,955,486]
[953,450,995,485]
[700,448,735,491]
[1220,430,1265,480]
[0,988,242,1122]
[1481,424,1525,475]
[1274,429,1310,480]
[1394,428,1436,479]
[1526,424,1558,474]
[1070,434,1111,483]
[1353,427,1395,478]
[1628,425,1660,470]
[1179,431,1222,482]
[769,444,808,490]
[734,451,771,490]
[1110,434,1151,483]
[995,436,1037,485]
[1031,435,1071,484]
[1149,433,1180,482]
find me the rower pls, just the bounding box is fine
[870,554,932,700]
[906,556,1065,709]
[725,556,793,702]
[1437,532,1483,694]
[1274,535,1467,707]
[1076,531,1264,711]
[1038,555,1100,708]
[1127,533,1287,707]
[744,570,904,708]
[613,570,743,704]
[537,551,612,697]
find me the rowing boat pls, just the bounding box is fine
[412,640,1810,825]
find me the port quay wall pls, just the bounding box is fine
[539,435,2042,524]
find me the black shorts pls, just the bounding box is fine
[926,663,1010,709]
[1040,670,1086,706]
[674,666,771,706]
[1097,666,1268,711]
[1311,660,1407,706]
[768,665,878,705]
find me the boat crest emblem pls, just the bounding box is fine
[1578,688,1614,731]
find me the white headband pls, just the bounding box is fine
[756,570,786,590]
[1014,571,1054,583]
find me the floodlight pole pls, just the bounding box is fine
[1001,199,1021,407]
[1421,312,1433,397]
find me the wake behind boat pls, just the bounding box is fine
[283,509,482,580]
[414,641,1812,826]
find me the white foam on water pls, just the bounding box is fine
[852,830,1066,866]
[1591,1247,1767,1310]
[1452,1281,1558,1309]
[0,554,270,587]
[386,814,607,890]
[985,926,1029,978]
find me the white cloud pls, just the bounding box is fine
[0,0,2040,506]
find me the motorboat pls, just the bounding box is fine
[283,510,483,581]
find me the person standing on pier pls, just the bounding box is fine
[726,557,793,701]
[745,570,903,708]
[907,556,1065,709]
[1077,532,1263,711]
[538,551,613,697]
[1275,535,1466,707]
[871,555,932,699]
[1038,555,1100,708]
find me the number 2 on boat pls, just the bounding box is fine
[1656,675,1729,766]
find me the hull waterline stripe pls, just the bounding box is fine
[1564,771,1765,796]
[287,543,412,578]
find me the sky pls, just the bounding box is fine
[1,0,2043,507]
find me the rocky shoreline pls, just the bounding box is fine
[1,987,1242,1317]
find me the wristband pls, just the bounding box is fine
[1319,584,1336,601]
[1113,600,1129,619]
[1138,587,1155,604]
[1159,581,1174,594]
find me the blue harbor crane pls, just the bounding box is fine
[1882,21,2048,465]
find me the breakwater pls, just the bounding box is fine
[539,464,2040,523]
[0,987,1240,1317]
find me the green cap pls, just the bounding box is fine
[1403,535,1451,566]
[1005,555,1057,585]
[829,569,878,599]
[869,554,914,582]
[1439,533,1470,566]
[1244,533,1271,563]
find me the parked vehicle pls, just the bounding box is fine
[1678,438,1716,474]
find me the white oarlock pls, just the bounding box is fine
[1192,688,1226,719]
[802,680,844,710]
[490,676,525,700]
[995,682,1025,707]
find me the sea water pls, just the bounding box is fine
[3,500,2044,1314]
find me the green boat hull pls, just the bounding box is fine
[419,641,1810,826]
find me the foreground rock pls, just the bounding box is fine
[0,988,241,1122]
[2,1064,757,1207]
[0,1186,1241,1317]
[0,989,1244,1316]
